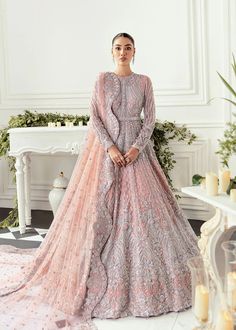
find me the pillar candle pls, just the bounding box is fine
[48,122,52,127]
[219,168,231,193]
[56,122,61,127]
[230,189,236,202]
[205,172,218,196]
[79,120,83,126]
[200,178,206,190]
[65,121,70,127]
[227,271,236,311]
[194,284,209,323]
[51,122,56,127]
[69,122,74,127]
[215,310,233,330]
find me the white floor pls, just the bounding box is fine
[0,223,200,329]
[94,309,198,330]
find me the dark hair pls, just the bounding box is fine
[112,32,135,47]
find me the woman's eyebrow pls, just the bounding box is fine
[114,44,132,46]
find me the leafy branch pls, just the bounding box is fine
[214,53,236,166]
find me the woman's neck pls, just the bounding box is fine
[113,66,133,77]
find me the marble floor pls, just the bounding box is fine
[0,208,203,329]
[93,309,198,329]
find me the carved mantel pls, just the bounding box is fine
[8,126,89,234]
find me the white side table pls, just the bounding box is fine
[181,186,236,290]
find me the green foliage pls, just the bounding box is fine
[0,198,18,228]
[217,118,236,167]
[151,120,196,189]
[226,176,236,195]
[192,174,205,186]
[0,110,196,227]
[214,54,236,166]
[216,53,236,106]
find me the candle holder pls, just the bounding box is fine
[187,256,211,329]
[230,189,236,202]
[219,168,231,193]
[221,241,236,324]
[214,308,233,330]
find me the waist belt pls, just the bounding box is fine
[118,117,141,121]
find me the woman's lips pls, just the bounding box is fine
[120,58,127,61]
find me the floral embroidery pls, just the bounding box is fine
[0,71,200,329]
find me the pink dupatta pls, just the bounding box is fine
[0,72,120,329]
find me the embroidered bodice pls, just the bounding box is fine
[89,71,156,153]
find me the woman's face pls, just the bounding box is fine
[112,37,135,66]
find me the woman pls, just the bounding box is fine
[0,32,199,329]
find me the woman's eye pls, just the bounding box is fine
[114,46,132,51]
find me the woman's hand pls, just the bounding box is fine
[124,147,139,165]
[107,145,126,167]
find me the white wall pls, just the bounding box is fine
[0,0,235,220]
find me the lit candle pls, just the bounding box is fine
[230,189,236,202]
[79,120,83,126]
[56,122,61,127]
[227,272,236,311]
[194,284,209,323]
[215,310,233,330]
[205,172,218,196]
[219,168,231,193]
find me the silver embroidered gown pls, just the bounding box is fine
[88,71,200,318]
[0,71,200,330]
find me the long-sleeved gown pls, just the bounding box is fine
[0,71,200,329]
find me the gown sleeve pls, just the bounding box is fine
[131,76,156,153]
[89,76,115,152]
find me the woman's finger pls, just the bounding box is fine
[125,156,129,162]
[118,156,126,166]
[114,153,125,165]
[117,160,123,167]
[127,155,135,165]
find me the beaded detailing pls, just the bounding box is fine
[0,71,200,330]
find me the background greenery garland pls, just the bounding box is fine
[0,110,196,227]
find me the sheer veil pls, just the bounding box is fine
[0,72,116,329]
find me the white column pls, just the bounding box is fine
[15,155,26,234]
[23,153,32,226]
